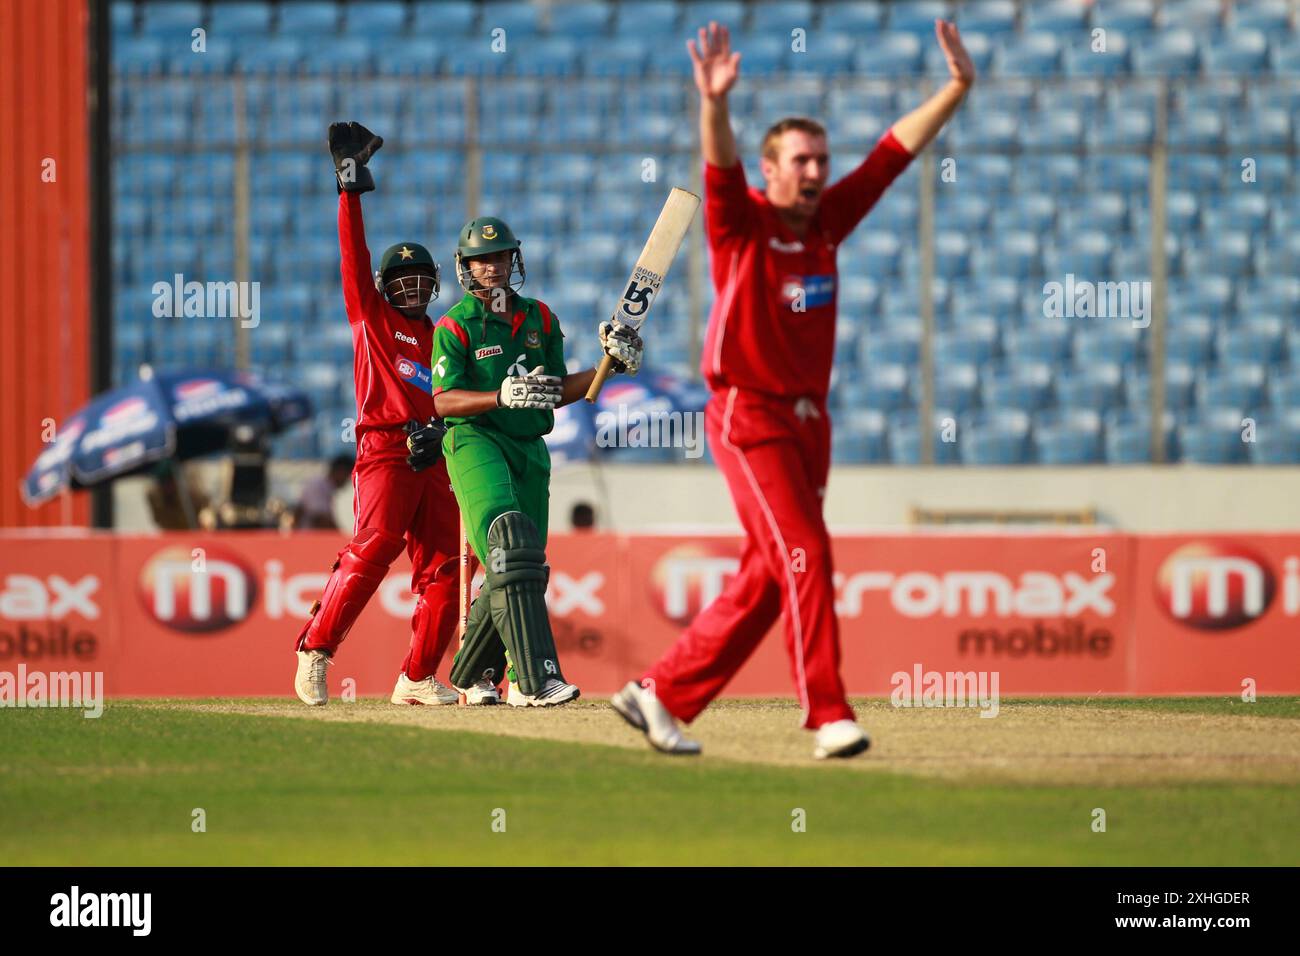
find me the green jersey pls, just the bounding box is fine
[431,292,568,439]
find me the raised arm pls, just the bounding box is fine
[689,22,741,169]
[889,21,975,154]
[329,121,385,319]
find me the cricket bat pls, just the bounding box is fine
[584,186,700,403]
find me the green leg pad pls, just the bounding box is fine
[449,584,508,689]
[485,510,563,696]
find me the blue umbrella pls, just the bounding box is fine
[22,367,312,506]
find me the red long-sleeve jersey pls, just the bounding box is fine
[337,192,435,442]
[699,129,914,401]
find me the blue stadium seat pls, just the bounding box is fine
[1090,155,1150,191]
[112,1,136,34]
[1168,111,1225,148]
[833,410,891,464]
[935,327,999,366]
[139,2,203,35]
[860,329,921,367]
[1165,320,1216,365]
[929,365,980,414]
[1203,30,1269,73]
[586,36,651,76]
[1233,0,1293,32]
[1198,365,1268,410]
[858,365,913,412]
[548,2,611,35]
[1239,276,1300,315]
[1125,364,1197,411]
[887,1,949,35]
[1268,369,1300,410]
[1104,410,1177,463]
[1021,111,1084,148]
[960,410,1031,464]
[972,231,1040,279]
[1183,232,1252,278]
[1058,194,1128,234]
[855,233,903,277]
[934,232,971,278]
[481,1,541,35]
[853,33,923,75]
[411,2,477,34]
[1200,192,1271,234]
[992,194,1056,233]
[235,37,305,72]
[341,1,407,35]
[957,1,1016,35]
[1217,319,1286,365]
[207,2,273,36]
[1026,1,1090,32]
[1098,0,1156,35]
[1090,107,1152,147]
[1038,84,1107,119]
[750,0,814,31]
[276,2,340,34]
[1247,410,1300,464]
[1035,409,1104,464]
[1272,38,1300,73]
[982,364,1053,412]
[1227,108,1291,148]
[680,1,745,30]
[937,195,992,232]
[1168,275,1234,317]
[1043,231,1114,276]
[1074,326,1144,368]
[818,1,885,33]
[888,410,963,464]
[611,0,679,36]
[1131,29,1198,75]
[1004,322,1073,364]
[1179,410,1249,464]
[1056,365,1125,412]
[996,33,1063,75]
[302,37,376,73]
[1063,35,1131,77]
[116,36,167,74]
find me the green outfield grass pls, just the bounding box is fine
[1,698,1297,866]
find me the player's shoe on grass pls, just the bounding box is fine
[506,678,581,707]
[294,648,332,706]
[390,673,459,706]
[461,679,501,705]
[610,681,701,755]
[813,719,871,760]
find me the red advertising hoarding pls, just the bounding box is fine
[1,530,1295,696]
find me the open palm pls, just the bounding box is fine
[687,21,741,99]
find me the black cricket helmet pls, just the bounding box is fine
[375,242,440,311]
[455,217,525,296]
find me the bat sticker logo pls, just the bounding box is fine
[621,279,656,318]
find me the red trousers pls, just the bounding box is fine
[644,387,854,729]
[297,429,463,681]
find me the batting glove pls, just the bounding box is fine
[498,366,562,410]
[599,319,643,375]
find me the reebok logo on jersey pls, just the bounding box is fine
[475,345,504,360]
[395,330,418,346]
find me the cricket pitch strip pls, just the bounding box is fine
[138,697,1300,787]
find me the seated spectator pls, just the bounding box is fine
[295,455,354,530]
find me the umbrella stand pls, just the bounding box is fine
[173,458,197,530]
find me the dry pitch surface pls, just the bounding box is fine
[143,696,1300,787]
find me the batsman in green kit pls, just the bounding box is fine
[404,216,645,706]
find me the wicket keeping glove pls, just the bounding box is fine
[329,121,383,194]
[599,319,643,375]
[498,366,562,410]
[405,418,447,472]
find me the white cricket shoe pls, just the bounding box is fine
[461,679,501,706]
[813,719,871,760]
[390,673,459,706]
[295,648,332,706]
[506,678,581,707]
[610,681,701,755]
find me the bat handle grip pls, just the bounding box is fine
[585,354,617,404]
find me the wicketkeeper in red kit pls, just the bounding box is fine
[293,122,482,707]
[613,22,975,758]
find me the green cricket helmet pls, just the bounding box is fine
[374,241,440,311]
[455,216,526,296]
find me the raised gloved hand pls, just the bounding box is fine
[599,319,643,375]
[328,121,384,193]
[498,366,562,410]
[405,418,447,472]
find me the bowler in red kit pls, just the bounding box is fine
[613,21,975,758]
[293,122,480,707]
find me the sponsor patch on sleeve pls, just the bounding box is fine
[396,356,433,394]
[475,344,504,360]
